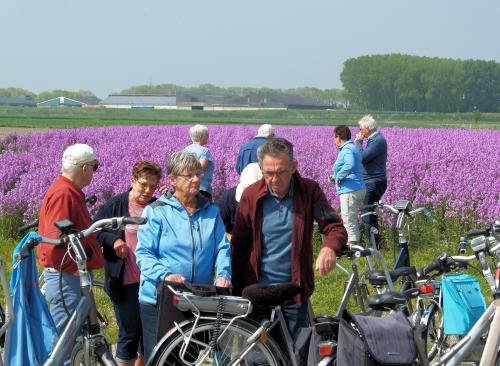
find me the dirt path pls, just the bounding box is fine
[0,127,48,137]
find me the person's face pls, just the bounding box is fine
[333,134,342,147]
[80,160,98,187]
[130,173,159,205]
[170,168,203,197]
[260,152,297,198]
[359,126,370,138]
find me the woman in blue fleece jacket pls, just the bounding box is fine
[332,125,366,244]
[136,151,231,361]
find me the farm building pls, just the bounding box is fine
[37,96,86,107]
[0,96,37,107]
[100,95,177,109]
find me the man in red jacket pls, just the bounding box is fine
[37,143,104,347]
[231,138,347,338]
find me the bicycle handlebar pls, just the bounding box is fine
[14,216,147,262]
[18,219,39,233]
[361,200,434,219]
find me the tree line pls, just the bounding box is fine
[340,54,500,112]
[0,88,97,103]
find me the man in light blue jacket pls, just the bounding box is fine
[332,125,366,244]
[136,151,231,361]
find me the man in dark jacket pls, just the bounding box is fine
[235,124,275,175]
[231,138,347,338]
[355,115,388,249]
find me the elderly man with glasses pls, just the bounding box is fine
[37,143,105,364]
[231,138,348,339]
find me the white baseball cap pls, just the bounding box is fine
[257,124,275,138]
[62,144,98,166]
[235,163,263,202]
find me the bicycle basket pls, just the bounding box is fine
[442,273,486,335]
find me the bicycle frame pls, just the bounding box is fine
[44,234,112,366]
[426,235,500,366]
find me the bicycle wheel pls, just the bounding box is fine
[150,319,286,366]
[421,303,444,361]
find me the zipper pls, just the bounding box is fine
[197,219,203,250]
[186,212,196,282]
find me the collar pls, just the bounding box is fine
[368,130,379,140]
[268,178,294,200]
[338,140,352,150]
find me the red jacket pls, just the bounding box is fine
[231,172,347,301]
[37,175,104,273]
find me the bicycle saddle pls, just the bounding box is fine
[367,291,407,311]
[365,266,417,286]
[242,283,302,307]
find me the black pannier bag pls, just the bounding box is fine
[337,310,416,366]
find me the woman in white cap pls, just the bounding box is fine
[216,163,263,240]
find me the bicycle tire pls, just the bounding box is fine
[421,302,444,361]
[150,319,287,366]
[70,339,116,366]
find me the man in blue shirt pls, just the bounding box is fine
[235,124,275,175]
[355,115,388,249]
[184,124,214,201]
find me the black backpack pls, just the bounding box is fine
[337,310,417,366]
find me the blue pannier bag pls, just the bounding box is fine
[442,273,486,335]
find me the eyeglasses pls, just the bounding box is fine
[262,168,292,179]
[84,162,99,172]
[177,172,203,182]
[134,180,159,191]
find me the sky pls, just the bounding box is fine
[1,0,499,98]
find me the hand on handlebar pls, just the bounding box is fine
[165,274,186,283]
[315,247,337,276]
[215,277,232,288]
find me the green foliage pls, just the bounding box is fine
[117,83,345,107]
[0,87,36,99]
[341,54,500,113]
[0,106,499,130]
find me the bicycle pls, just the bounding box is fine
[147,244,395,366]
[14,216,146,366]
[0,255,14,366]
[413,221,500,365]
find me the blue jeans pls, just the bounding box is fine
[139,302,158,363]
[114,282,143,363]
[362,180,388,248]
[44,269,82,365]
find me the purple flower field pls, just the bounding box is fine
[1,125,499,223]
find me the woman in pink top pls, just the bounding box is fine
[94,160,162,366]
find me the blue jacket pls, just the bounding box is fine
[136,192,232,305]
[333,141,365,195]
[235,136,267,175]
[355,131,388,183]
[4,233,58,365]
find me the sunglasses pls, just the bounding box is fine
[83,162,99,172]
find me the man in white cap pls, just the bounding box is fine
[235,124,275,175]
[37,143,104,355]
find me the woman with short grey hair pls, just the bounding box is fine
[136,150,231,360]
[184,124,214,200]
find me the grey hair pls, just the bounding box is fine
[358,115,378,131]
[167,151,202,176]
[257,138,294,164]
[189,124,209,142]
